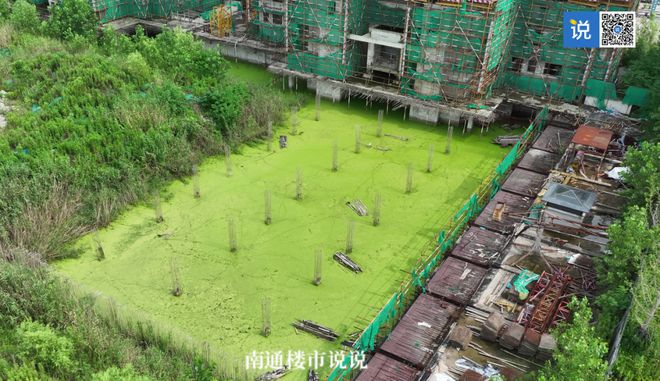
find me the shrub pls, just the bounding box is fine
[10,0,40,34]
[46,0,97,41]
[15,321,73,376]
[92,365,154,381]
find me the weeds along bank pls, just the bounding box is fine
[0,1,290,380]
[0,4,292,260]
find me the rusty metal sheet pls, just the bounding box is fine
[380,294,457,369]
[450,226,506,267]
[532,125,575,154]
[517,148,560,175]
[428,257,488,305]
[571,125,613,151]
[501,168,547,197]
[355,353,419,381]
[474,191,533,234]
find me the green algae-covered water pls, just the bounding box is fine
[56,62,513,380]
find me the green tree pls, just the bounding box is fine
[536,297,608,381]
[597,206,655,333]
[14,321,73,376]
[622,143,660,217]
[46,0,97,41]
[0,0,11,21]
[9,0,40,34]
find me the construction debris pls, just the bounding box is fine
[333,251,362,273]
[536,333,556,362]
[291,320,339,341]
[480,312,505,342]
[499,323,524,350]
[346,199,368,216]
[255,365,289,381]
[307,369,319,381]
[448,325,473,350]
[384,133,409,141]
[493,135,521,147]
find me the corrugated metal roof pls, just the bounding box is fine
[380,294,457,369]
[427,257,487,305]
[571,125,613,151]
[355,353,419,381]
[542,183,597,213]
[450,226,506,267]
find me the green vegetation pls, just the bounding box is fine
[0,0,289,261]
[536,298,609,381]
[622,16,660,141]
[56,92,511,380]
[0,1,288,380]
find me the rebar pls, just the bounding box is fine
[445,124,453,154]
[228,217,237,253]
[93,231,105,261]
[261,297,271,337]
[192,165,201,198]
[313,249,322,286]
[345,220,355,254]
[170,257,182,296]
[427,144,435,173]
[376,109,384,137]
[295,168,303,200]
[224,146,233,177]
[264,190,272,225]
[332,140,338,172]
[354,125,361,154]
[406,163,414,194]
[373,192,382,227]
[154,193,163,223]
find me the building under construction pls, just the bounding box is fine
[75,0,643,122]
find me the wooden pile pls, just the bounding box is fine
[346,200,368,216]
[384,133,409,141]
[518,329,541,357]
[256,365,289,381]
[499,323,524,350]
[333,252,363,273]
[292,320,339,341]
[448,325,473,350]
[480,312,505,342]
[536,333,556,361]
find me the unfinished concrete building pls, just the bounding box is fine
[70,0,642,121]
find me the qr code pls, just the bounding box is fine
[600,12,636,48]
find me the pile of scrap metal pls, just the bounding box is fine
[255,365,289,381]
[307,369,319,381]
[346,199,368,216]
[292,320,339,341]
[492,135,521,147]
[333,251,363,273]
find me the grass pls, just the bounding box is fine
[55,63,514,380]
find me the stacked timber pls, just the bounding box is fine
[536,333,557,361]
[518,329,541,357]
[448,325,473,350]
[480,312,505,342]
[499,323,524,350]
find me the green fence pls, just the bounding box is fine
[328,106,550,381]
